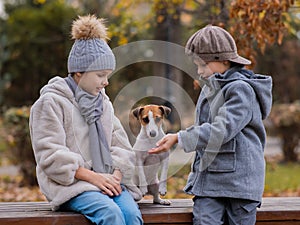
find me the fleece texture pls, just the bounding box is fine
[29,76,140,210]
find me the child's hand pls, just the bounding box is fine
[148,133,178,154]
[94,173,122,197]
[75,167,122,197]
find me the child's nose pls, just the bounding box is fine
[102,78,109,86]
[197,67,204,75]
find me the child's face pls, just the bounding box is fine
[77,70,112,96]
[193,59,230,79]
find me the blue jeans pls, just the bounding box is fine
[60,189,143,225]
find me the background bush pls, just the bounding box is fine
[2,106,36,186]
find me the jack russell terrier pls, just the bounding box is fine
[132,104,171,205]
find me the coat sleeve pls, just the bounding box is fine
[29,95,84,186]
[179,82,255,153]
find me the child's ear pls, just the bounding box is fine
[74,72,82,79]
[159,106,171,117]
[132,107,144,119]
[223,60,230,66]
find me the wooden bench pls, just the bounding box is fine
[0,197,299,224]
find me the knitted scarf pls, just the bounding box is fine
[65,75,113,174]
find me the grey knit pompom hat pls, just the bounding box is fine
[67,15,116,73]
[185,25,251,65]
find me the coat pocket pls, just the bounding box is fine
[204,139,236,172]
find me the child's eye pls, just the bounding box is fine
[199,62,207,67]
[155,117,161,123]
[142,117,149,124]
[193,59,207,67]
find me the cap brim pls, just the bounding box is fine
[230,55,251,65]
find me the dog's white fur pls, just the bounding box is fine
[132,105,171,205]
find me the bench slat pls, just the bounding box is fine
[0,216,91,225]
[0,197,299,225]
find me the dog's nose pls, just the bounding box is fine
[149,130,157,137]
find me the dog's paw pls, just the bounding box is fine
[159,185,167,196]
[154,198,171,205]
[159,189,167,196]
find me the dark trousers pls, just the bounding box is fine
[193,196,260,225]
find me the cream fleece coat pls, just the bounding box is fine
[29,76,141,210]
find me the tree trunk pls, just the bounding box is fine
[152,1,183,129]
[280,126,299,163]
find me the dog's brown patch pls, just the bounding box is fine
[132,105,171,126]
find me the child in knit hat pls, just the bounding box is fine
[149,25,273,225]
[29,15,143,225]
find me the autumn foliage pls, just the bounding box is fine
[230,0,294,66]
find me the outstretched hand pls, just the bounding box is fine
[148,133,178,154]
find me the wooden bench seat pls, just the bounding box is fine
[0,197,299,224]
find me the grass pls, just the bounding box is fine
[264,162,300,196]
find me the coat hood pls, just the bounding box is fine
[40,76,74,101]
[206,66,273,120]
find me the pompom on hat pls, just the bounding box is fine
[67,15,116,73]
[185,25,251,65]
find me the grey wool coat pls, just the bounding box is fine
[29,76,141,210]
[179,66,272,202]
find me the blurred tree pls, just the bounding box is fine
[0,0,78,106]
[0,17,9,105]
[254,1,300,103]
[2,0,298,106]
[230,0,296,66]
[256,39,300,103]
[2,106,36,186]
[269,102,300,162]
[252,2,300,162]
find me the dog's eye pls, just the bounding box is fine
[155,117,161,123]
[142,117,149,123]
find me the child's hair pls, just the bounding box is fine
[229,61,244,68]
[69,72,83,77]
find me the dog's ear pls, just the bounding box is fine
[132,107,144,119]
[159,106,171,117]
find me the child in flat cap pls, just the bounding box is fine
[149,25,273,225]
[29,15,143,225]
